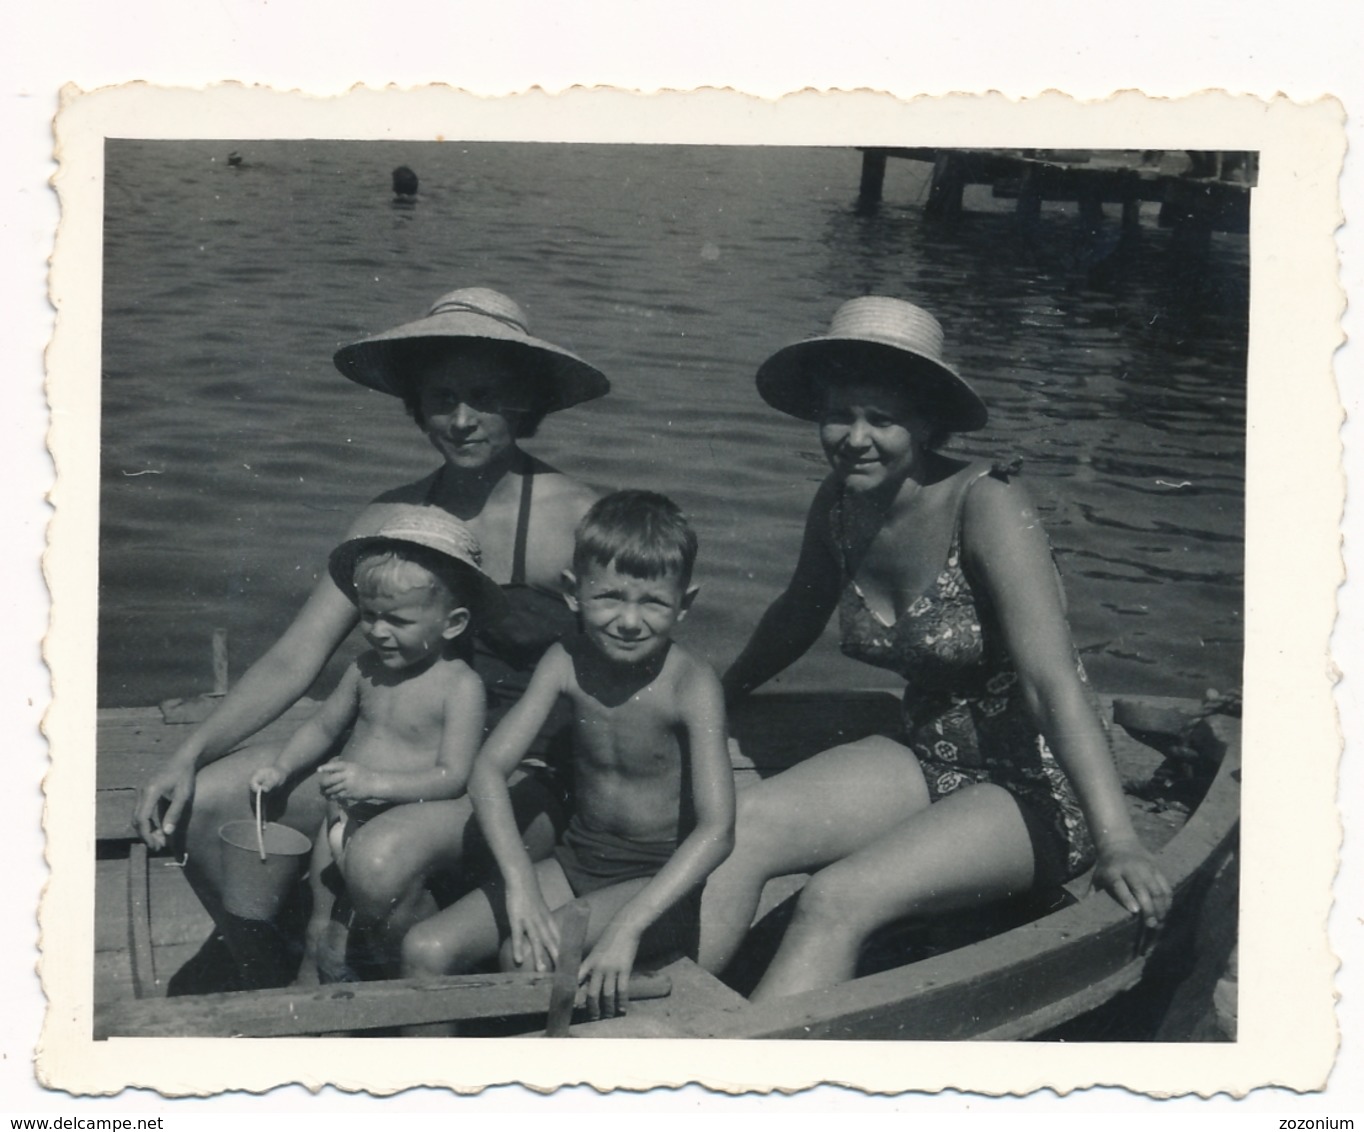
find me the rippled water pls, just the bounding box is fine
[99,141,1246,708]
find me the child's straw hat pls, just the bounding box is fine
[334,288,610,413]
[755,296,988,432]
[329,505,509,625]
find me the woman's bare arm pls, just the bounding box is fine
[722,479,844,702]
[133,575,360,848]
[961,474,1172,926]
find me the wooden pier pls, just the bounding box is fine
[857,148,1254,278]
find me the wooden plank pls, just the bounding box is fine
[126,843,156,999]
[95,970,672,1040]
[689,722,1239,1040]
[96,940,210,1007]
[546,901,589,1036]
[96,854,213,952]
[97,789,138,842]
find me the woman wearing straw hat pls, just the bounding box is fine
[132,288,608,989]
[699,296,1171,999]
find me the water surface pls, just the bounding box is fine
[99,141,1246,708]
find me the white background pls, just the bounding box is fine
[2,0,1359,1119]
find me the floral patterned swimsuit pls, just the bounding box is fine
[835,464,1098,887]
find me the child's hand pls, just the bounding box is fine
[1091,839,1172,929]
[317,760,377,805]
[505,883,560,973]
[578,922,641,1021]
[249,766,285,794]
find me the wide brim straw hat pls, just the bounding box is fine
[328,504,509,627]
[333,287,610,413]
[755,296,988,432]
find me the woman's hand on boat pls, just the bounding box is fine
[578,923,640,1021]
[131,761,197,851]
[1092,840,1172,928]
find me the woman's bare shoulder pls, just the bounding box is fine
[959,462,1047,559]
[960,460,1035,514]
[524,464,600,531]
[527,460,598,502]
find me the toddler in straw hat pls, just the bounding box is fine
[251,504,504,982]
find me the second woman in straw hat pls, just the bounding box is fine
[133,287,609,988]
[699,296,1170,998]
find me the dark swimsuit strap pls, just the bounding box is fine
[511,461,533,586]
[422,456,535,585]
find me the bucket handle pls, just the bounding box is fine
[254,788,267,861]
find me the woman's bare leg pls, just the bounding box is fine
[750,783,1036,1001]
[697,736,930,973]
[165,744,327,991]
[175,742,326,914]
[342,770,563,968]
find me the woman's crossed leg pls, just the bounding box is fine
[697,734,931,974]
[749,780,1037,1001]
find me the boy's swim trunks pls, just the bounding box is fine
[551,815,699,960]
[552,815,676,897]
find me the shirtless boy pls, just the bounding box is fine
[401,490,734,1021]
[251,505,505,980]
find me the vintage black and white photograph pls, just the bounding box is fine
[40,87,1342,1096]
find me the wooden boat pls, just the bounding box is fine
[93,688,1239,1041]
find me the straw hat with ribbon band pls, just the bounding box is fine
[333,288,610,413]
[329,505,509,627]
[755,297,988,433]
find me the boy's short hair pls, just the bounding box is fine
[351,542,474,613]
[573,490,698,589]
